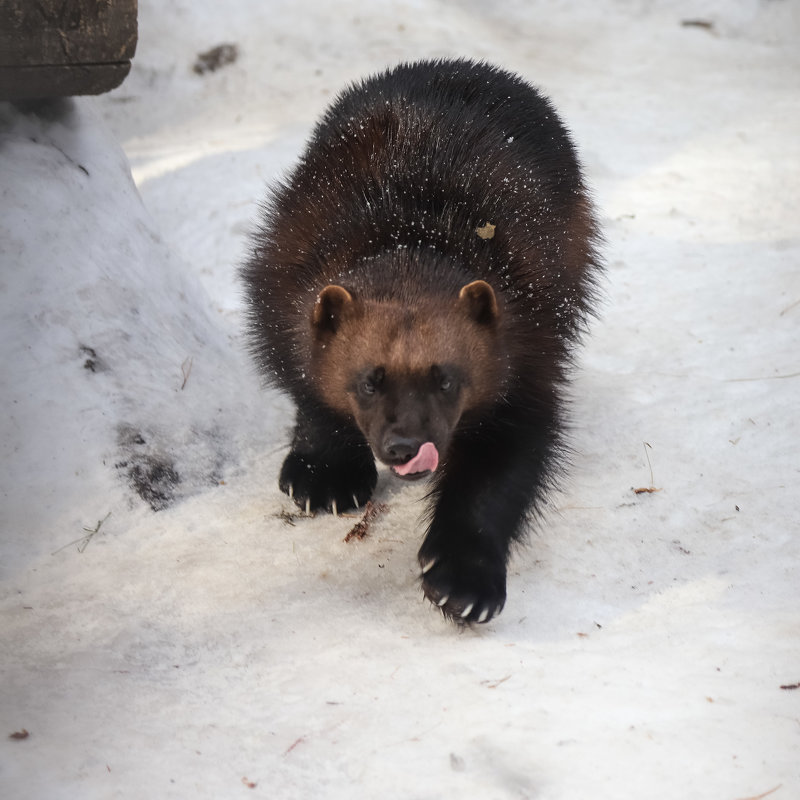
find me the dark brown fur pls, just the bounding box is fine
[242,59,602,624]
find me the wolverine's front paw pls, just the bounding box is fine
[279,448,377,515]
[418,544,507,624]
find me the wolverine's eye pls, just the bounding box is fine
[358,367,384,398]
[432,364,459,395]
[431,365,456,393]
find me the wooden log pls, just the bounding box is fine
[0,0,138,99]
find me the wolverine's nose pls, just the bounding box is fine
[384,436,422,464]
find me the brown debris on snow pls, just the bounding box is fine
[344,501,389,542]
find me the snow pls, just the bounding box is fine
[1,1,799,797]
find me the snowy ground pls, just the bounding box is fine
[1,1,799,798]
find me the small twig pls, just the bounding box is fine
[52,512,111,555]
[275,509,299,526]
[344,501,389,542]
[725,372,800,383]
[78,512,111,553]
[735,785,782,800]
[644,441,654,485]
[779,298,800,316]
[180,356,194,390]
[483,675,512,689]
[633,442,661,494]
[681,19,715,31]
[279,505,316,523]
[284,736,305,756]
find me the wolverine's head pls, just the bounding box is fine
[308,279,503,478]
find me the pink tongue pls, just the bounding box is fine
[393,442,439,475]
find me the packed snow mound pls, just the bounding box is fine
[0,100,269,567]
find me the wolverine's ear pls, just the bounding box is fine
[312,285,354,338]
[458,280,498,325]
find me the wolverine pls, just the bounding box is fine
[241,58,602,624]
